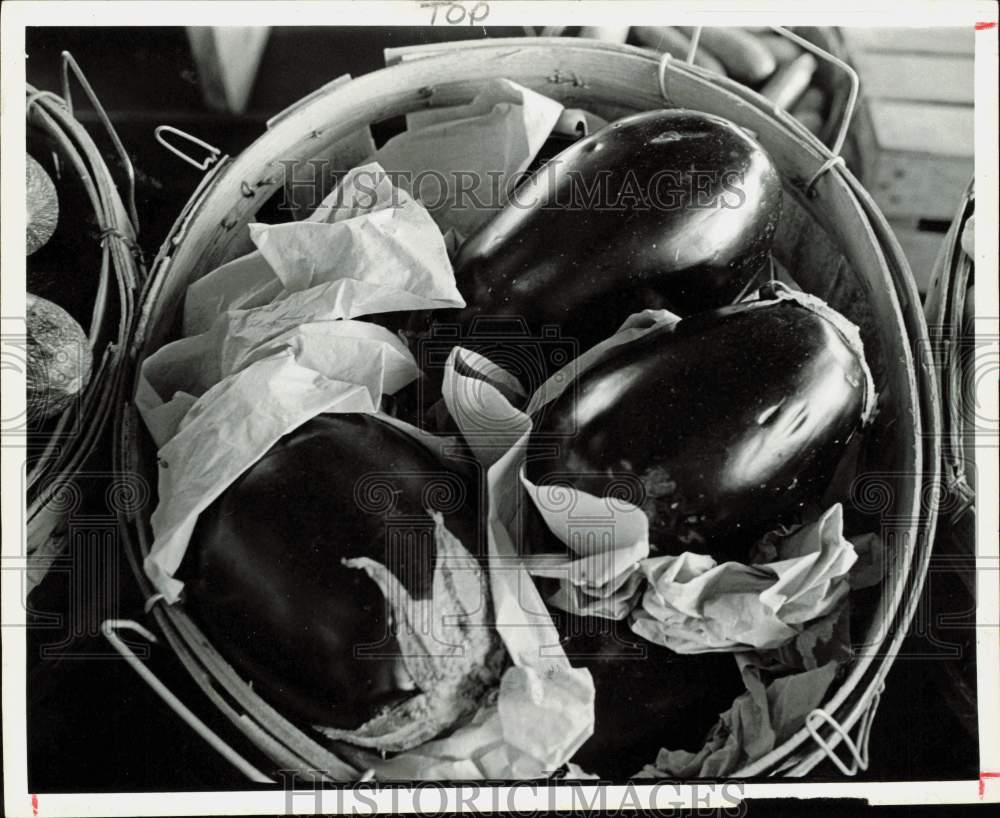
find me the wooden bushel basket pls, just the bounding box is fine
[25,53,145,593]
[113,36,941,781]
[922,181,977,739]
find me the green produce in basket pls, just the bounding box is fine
[679,27,777,84]
[26,154,58,255]
[26,293,91,423]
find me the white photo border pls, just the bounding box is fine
[3,2,998,814]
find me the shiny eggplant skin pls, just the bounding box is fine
[447,109,783,359]
[557,616,744,779]
[525,292,870,562]
[181,413,480,730]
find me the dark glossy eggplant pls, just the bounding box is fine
[525,286,874,563]
[439,109,783,370]
[182,413,499,743]
[556,615,744,779]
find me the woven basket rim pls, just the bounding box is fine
[25,79,145,588]
[117,37,941,781]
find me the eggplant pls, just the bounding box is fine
[525,286,874,563]
[26,293,92,424]
[430,109,782,379]
[182,413,501,748]
[556,616,745,780]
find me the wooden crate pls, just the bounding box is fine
[851,53,973,104]
[845,27,974,292]
[855,100,974,223]
[840,26,974,56]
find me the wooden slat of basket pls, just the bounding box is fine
[156,605,361,781]
[383,35,658,66]
[924,182,975,512]
[266,74,378,222]
[892,222,947,293]
[25,82,143,582]
[779,165,941,777]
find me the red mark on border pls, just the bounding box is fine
[31,794,38,816]
[975,21,997,30]
[980,772,1000,799]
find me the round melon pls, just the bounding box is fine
[26,293,92,423]
[27,154,59,256]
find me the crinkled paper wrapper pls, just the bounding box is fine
[136,84,597,781]
[373,78,586,236]
[138,162,464,601]
[441,301,882,777]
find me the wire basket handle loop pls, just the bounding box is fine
[804,682,884,776]
[683,26,859,157]
[60,51,140,236]
[154,125,222,172]
[102,619,274,783]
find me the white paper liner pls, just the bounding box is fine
[181,162,459,336]
[519,469,650,621]
[374,78,564,237]
[138,163,464,602]
[630,504,857,653]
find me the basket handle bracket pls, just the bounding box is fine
[684,26,859,157]
[804,681,884,776]
[102,618,274,783]
[154,125,222,172]
[60,51,141,236]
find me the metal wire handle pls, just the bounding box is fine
[59,51,140,236]
[101,619,274,783]
[803,682,884,775]
[154,125,222,172]
[684,26,860,157]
